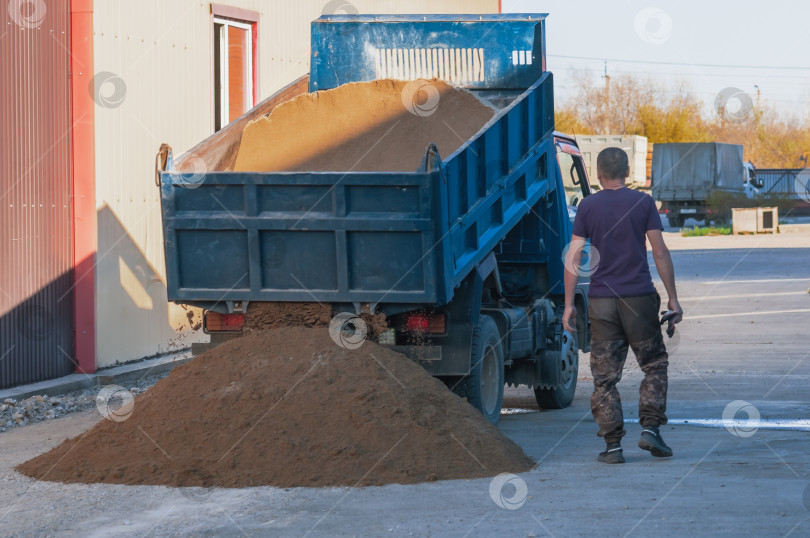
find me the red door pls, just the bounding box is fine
[227,25,249,123]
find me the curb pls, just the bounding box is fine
[0,351,194,402]
[778,223,810,234]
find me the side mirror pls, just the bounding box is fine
[570,163,580,185]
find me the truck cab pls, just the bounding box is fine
[744,162,763,198]
[554,133,592,300]
[555,133,591,223]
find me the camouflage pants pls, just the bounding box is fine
[588,293,668,443]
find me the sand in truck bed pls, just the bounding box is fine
[233,78,494,172]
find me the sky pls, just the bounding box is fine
[502,0,810,120]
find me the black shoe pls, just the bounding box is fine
[638,426,673,457]
[597,442,625,464]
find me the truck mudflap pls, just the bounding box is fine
[396,253,499,376]
[392,346,444,374]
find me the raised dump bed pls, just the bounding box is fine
[159,14,558,312]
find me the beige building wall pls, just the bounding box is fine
[92,0,499,366]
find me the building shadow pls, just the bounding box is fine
[96,204,204,368]
[0,272,75,389]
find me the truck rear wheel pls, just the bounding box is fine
[534,331,578,409]
[449,315,504,424]
[668,216,683,228]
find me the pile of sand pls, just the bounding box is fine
[18,327,533,488]
[233,78,494,172]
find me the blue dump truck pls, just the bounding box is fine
[157,14,592,423]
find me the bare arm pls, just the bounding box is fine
[562,235,586,332]
[647,229,682,322]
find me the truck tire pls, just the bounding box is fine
[668,216,683,228]
[449,315,505,424]
[534,331,579,409]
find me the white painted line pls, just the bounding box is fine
[701,278,809,284]
[688,308,810,320]
[679,291,806,301]
[626,417,810,431]
[500,408,539,415]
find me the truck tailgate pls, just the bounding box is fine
[161,170,440,305]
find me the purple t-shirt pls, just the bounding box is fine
[572,188,663,298]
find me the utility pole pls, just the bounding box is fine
[603,61,611,134]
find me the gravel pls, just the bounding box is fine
[0,373,168,433]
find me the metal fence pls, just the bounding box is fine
[757,168,810,200]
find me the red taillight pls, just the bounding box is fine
[405,313,446,334]
[204,311,245,332]
[406,315,430,332]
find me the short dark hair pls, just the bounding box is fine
[597,147,630,180]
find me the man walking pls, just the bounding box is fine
[563,147,682,464]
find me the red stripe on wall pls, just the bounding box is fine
[251,17,259,105]
[70,0,96,373]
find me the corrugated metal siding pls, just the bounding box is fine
[92,0,498,367]
[758,169,810,199]
[0,2,74,388]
